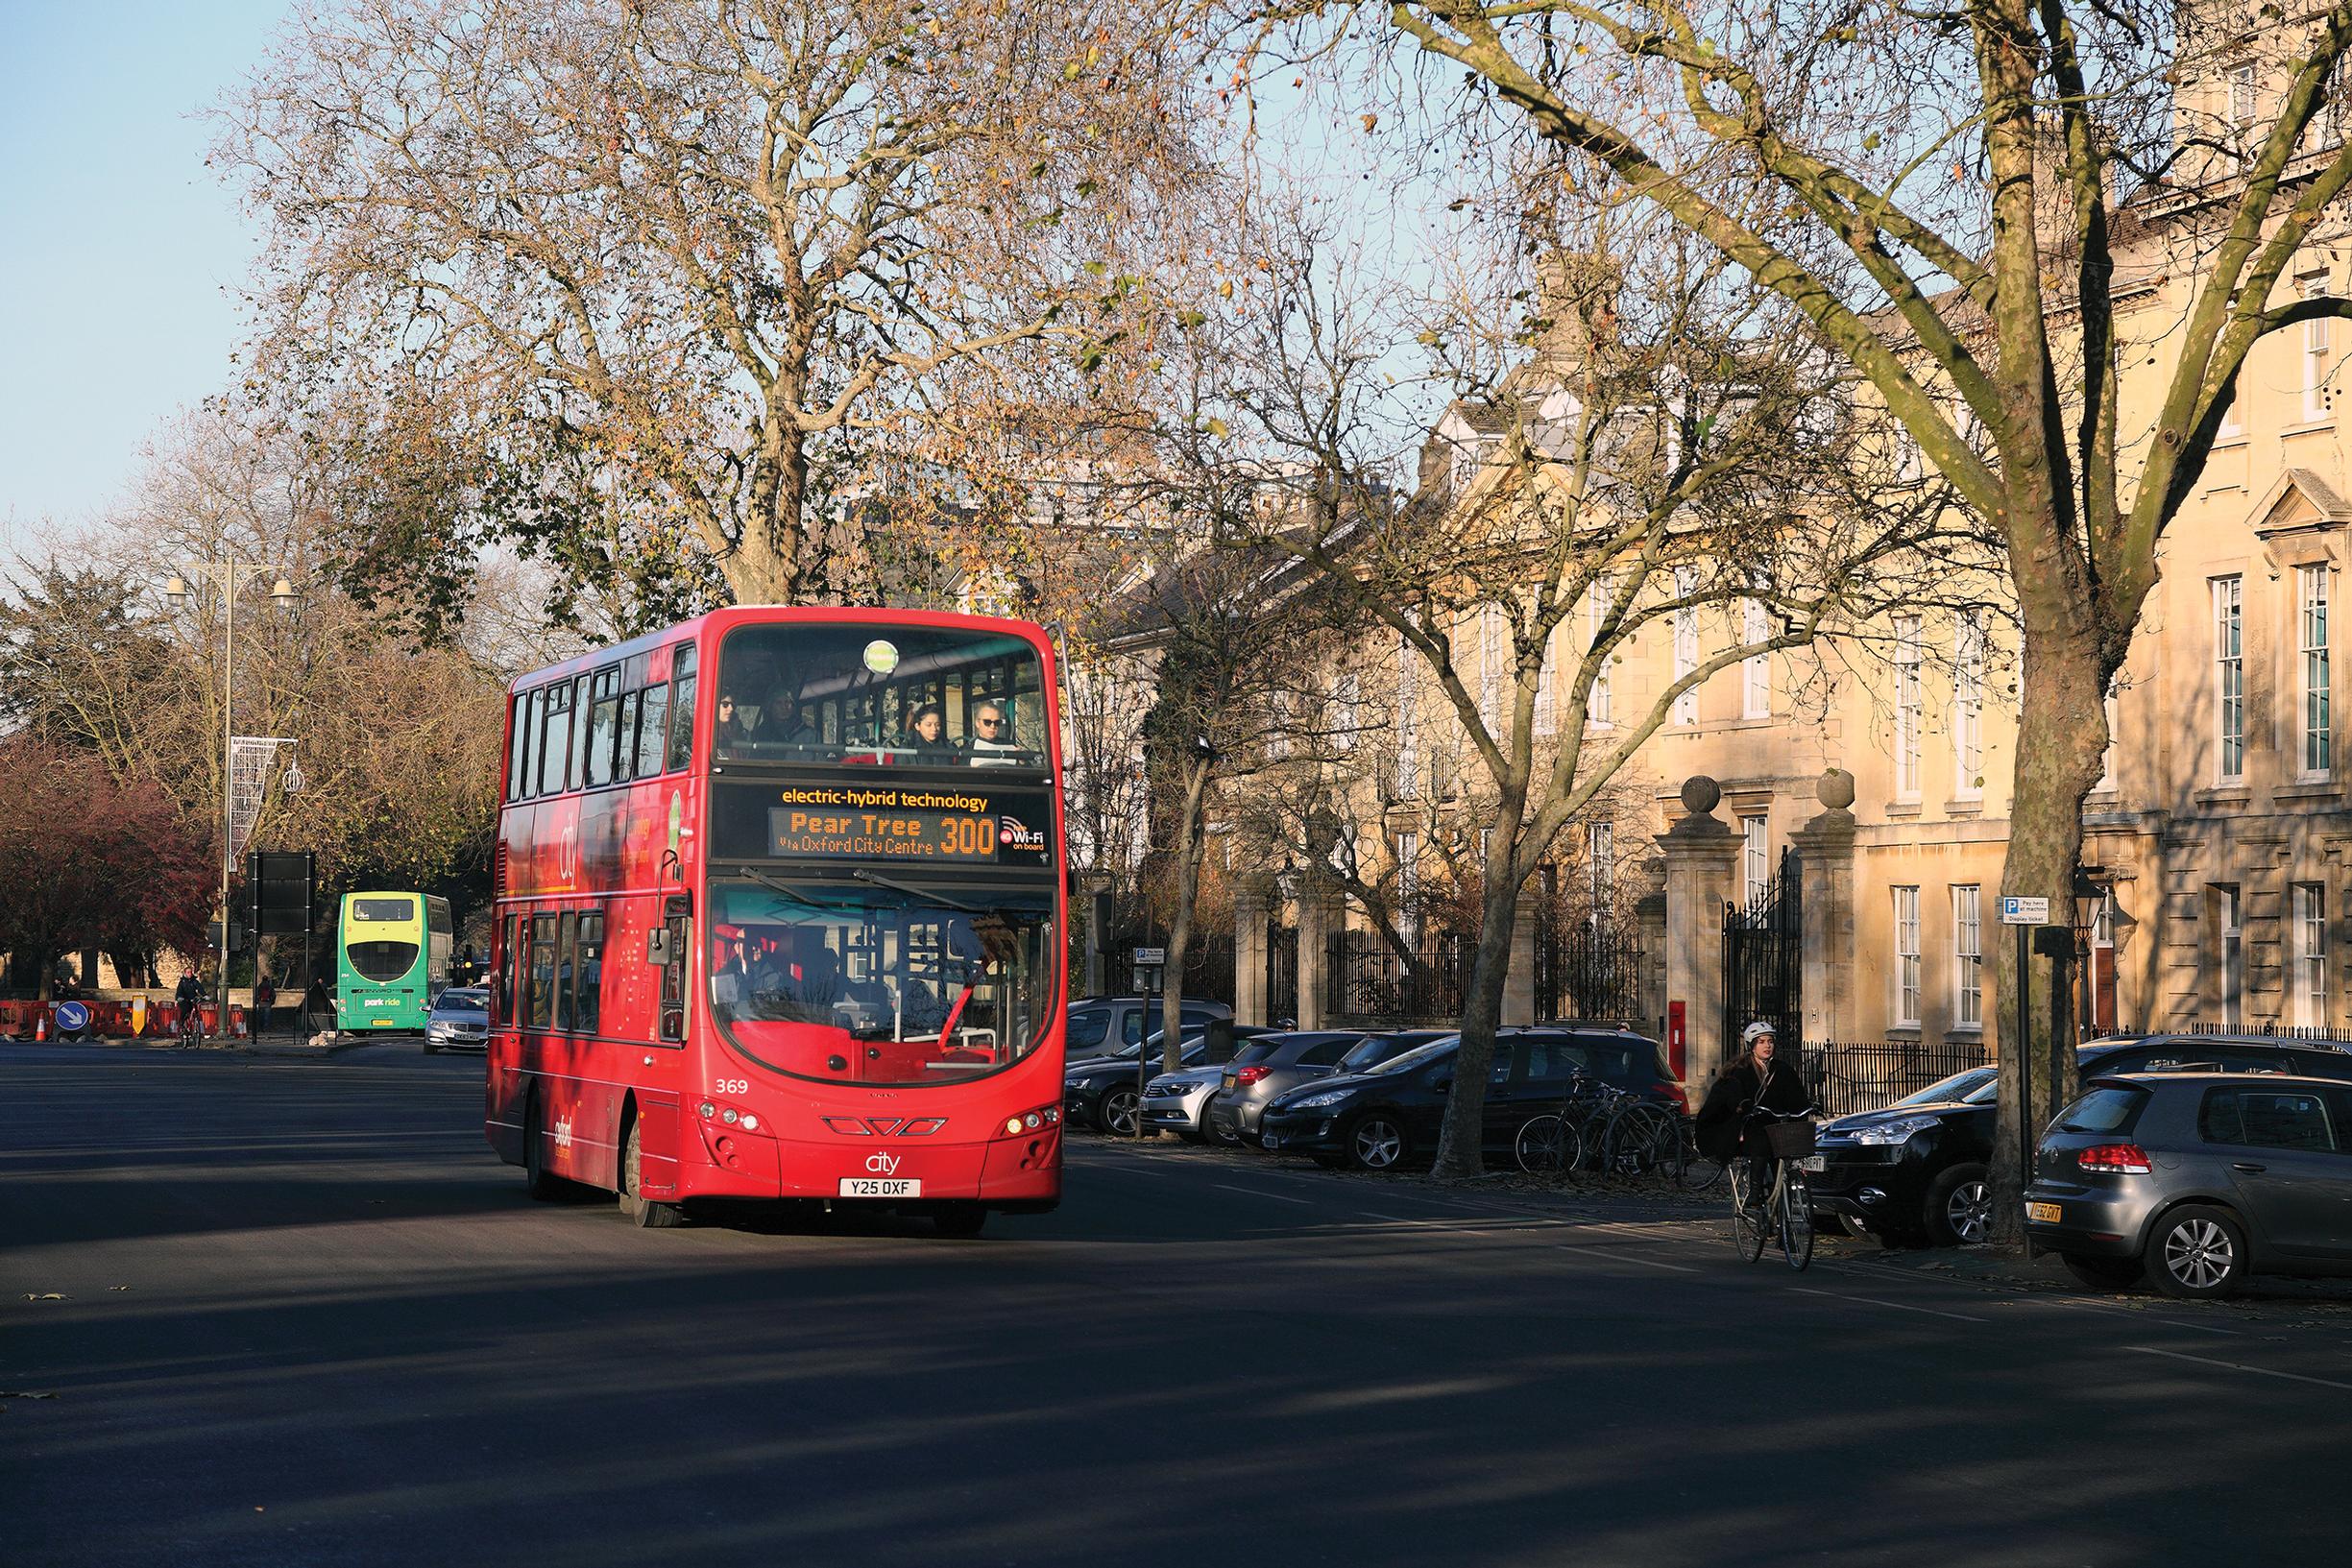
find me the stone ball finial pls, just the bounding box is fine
[1816,767,1856,810]
[1679,775,1722,815]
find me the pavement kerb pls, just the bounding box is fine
[3,1032,374,1059]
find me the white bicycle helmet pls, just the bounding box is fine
[1740,1019,1778,1049]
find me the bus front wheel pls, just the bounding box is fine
[620,1117,685,1229]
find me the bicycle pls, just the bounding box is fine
[1727,1108,1816,1270]
[1671,1115,1728,1193]
[176,1001,207,1049]
[1514,1073,1680,1179]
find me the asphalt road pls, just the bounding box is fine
[5,1042,2351,1568]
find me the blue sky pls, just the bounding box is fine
[0,0,292,552]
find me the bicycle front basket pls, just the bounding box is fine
[1763,1120,1817,1159]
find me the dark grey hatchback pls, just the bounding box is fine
[2025,1073,2352,1297]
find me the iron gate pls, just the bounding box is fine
[1266,920,1298,1025]
[1723,847,1802,1049]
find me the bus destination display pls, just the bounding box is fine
[769,805,999,861]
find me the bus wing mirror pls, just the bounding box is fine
[646,929,674,966]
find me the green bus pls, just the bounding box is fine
[336,892,453,1032]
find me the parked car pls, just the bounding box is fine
[1203,1030,1375,1145]
[1809,1035,2352,1246]
[424,986,490,1053]
[1141,1064,1230,1140]
[1256,1026,1684,1170]
[1066,1024,1266,1135]
[1066,996,1231,1059]
[2026,1072,2352,1297]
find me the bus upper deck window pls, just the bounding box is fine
[667,646,698,772]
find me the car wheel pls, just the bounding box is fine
[2144,1204,2249,1299]
[1346,1113,1407,1171]
[1099,1087,1141,1138]
[1923,1163,1993,1247]
[619,1117,685,1229]
[2059,1252,2146,1291]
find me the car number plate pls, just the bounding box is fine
[2025,1200,2061,1224]
[838,1178,922,1198]
[1798,1154,1827,1172]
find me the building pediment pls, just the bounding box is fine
[2249,467,2352,542]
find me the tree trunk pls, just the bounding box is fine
[1159,758,1212,1077]
[1430,862,1525,1180]
[726,423,810,605]
[1988,613,2111,1246]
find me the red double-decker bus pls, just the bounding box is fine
[484,608,1066,1233]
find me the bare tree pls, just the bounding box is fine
[1195,210,1974,1175]
[1278,0,2352,1226]
[219,0,1213,604]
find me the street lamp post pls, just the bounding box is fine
[166,564,301,1022]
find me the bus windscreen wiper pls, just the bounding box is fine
[737,866,830,905]
[848,868,986,913]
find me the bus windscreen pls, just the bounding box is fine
[706,880,1055,1086]
[713,623,1047,771]
[352,897,417,921]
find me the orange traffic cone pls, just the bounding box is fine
[35,1010,47,1042]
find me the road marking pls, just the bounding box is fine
[1211,1183,1315,1206]
[1564,1244,1699,1273]
[2127,1345,2352,1392]
[2027,1294,2241,1337]
[1792,1287,1987,1323]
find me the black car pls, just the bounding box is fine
[1065,1024,1268,1135]
[2027,1073,2352,1296]
[1809,1034,2352,1247]
[1256,1026,1685,1171]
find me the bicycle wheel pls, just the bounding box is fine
[1729,1162,1767,1261]
[1674,1121,1725,1193]
[1605,1103,1679,1178]
[1778,1170,1815,1271]
[1515,1115,1580,1176]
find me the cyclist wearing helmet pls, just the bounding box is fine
[1694,1021,1814,1174]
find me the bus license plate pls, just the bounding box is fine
[838,1178,922,1198]
[2025,1200,2061,1224]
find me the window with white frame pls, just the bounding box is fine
[1742,815,1769,910]
[1396,832,1420,946]
[1953,885,1982,1027]
[1587,578,1613,725]
[2097,676,2121,791]
[1741,593,1770,717]
[1952,612,1985,797]
[1395,633,1419,797]
[1333,671,1360,754]
[2304,275,2334,423]
[2302,565,2330,777]
[1476,605,1504,737]
[1588,821,1614,919]
[2295,882,2327,1030]
[2217,884,2243,1030]
[2214,576,2244,781]
[1895,615,1923,799]
[1893,885,1922,1027]
[2229,62,2258,153]
[1672,567,1698,724]
[1534,623,1556,736]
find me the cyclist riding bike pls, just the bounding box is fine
[173,972,207,1046]
[1693,1021,1815,1204]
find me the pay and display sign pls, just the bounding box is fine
[2000,896,2052,926]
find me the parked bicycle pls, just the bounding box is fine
[1671,1115,1727,1192]
[1514,1071,1681,1179]
[1728,1107,1816,1270]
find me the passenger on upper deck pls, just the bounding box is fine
[904,705,958,763]
[759,679,819,751]
[965,701,1022,766]
[714,693,756,757]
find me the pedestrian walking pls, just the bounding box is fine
[252,976,277,1040]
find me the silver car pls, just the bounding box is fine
[424,986,490,1053]
[2027,1071,2352,1297]
[1141,1064,1229,1140]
